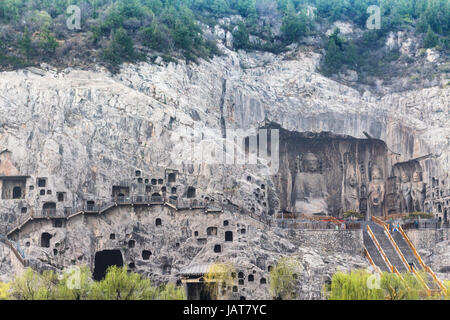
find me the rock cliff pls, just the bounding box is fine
[0,39,448,298]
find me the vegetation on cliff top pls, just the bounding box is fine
[0,0,448,75]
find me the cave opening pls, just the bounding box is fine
[41,232,52,248]
[93,250,124,281]
[187,186,196,198]
[12,187,22,199]
[225,231,233,242]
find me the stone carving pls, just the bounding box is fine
[411,171,426,212]
[368,166,385,217]
[400,171,412,213]
[359,184,368,214]
[343,153,358,212]
[290,152,328,215]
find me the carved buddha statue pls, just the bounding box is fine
[411,171,426,212]
[344,168,359,212]
[368,166,385,217]
[400,171,412,213]
[290,152,328,215]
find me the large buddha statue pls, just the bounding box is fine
[368,166,385,217]
[400,171,412,213]
[290,152,328,215]
[411,170,426,212]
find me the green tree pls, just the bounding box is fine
[204,262,237,300]
[9,268,53,300]
[280,1,310,43]
[232,22,250,50]
[140,22,171,52]
[322,28,343,75]
[326,269,430,300]
[236,0,257,18]
[155,283,186,300]
[39,30,59,55]
[423,25,439,48]
[102,27,135,66]
[0,282,10,300]
[32,10,53,31]
[54,266,93,300]
[88,266,155,300]
[269,257,302,300]
[19,28,34,60]
[0,0,20,23]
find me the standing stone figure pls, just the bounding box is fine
[343,153,359,212]
[368,166,385,217]
[290,152,328,215]
[411,171,426,212]
[400,171,412,213]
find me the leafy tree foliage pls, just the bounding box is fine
[423,25,439,48]
[0,0,448,70]
[322,28,357,76]
[280,1,313,43]
[6,266,186,300]
[39,30,59,55]
[0,282,10,300]
[326,269,441,300]
[204,262,237,299]
[269,257,302,300]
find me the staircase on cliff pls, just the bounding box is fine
[363,230,390,273]
[363,217,447,296]
[369,222,408,273]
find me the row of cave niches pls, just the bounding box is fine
[36,219,253,276]
[246,175,268,213]
[1,177,67,215]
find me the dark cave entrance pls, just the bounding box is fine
[93,250,124,281]
[186,282,216,300]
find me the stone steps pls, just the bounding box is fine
[391,231,422,271]
[369,222,408,273]
[363,230,390,273]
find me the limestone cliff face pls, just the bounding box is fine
[0,41,448,298]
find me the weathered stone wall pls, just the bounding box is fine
[279,229,364,256]
[406,229,450,250]
[406,229,450,280]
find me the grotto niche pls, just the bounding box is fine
[390,160,427,214]
[273,129,390,219]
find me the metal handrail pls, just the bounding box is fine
[364,247,382,274]
[399,225,447,295]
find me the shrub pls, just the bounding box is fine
[327,269,427,300]
[0,282,10,300]
[39,30,59,55]
[423,25,439,48]
[269,257,302,300]
[204,262,236,300]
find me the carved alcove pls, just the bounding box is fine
[273,127,389,218]
[391,159,427,213]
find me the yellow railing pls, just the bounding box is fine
[411,265,431,297]
[364,247,382,274]
[367,225,394,273]
[399,226,447,295]
[424,265,447,294]
[372,216,389,230]
[399,226,426,268]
